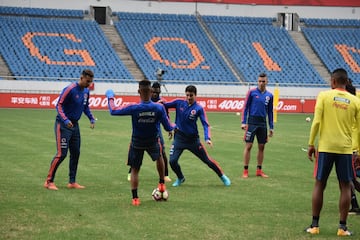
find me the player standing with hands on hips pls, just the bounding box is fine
[44,69,96,190]
[106,80,175,206]
[305,68,360,236]
[163,85,231,187]
[241,72,274,178]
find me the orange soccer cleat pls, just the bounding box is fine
[158,183,166,192]
[67,182,85,189]
[132,198,141,206]
[44,181,58,191]
[256,169,269,178]
[242,169,249,178]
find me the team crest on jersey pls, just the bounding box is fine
[189,109,196,120]
[83,93,88,105]
[265,96,270,105]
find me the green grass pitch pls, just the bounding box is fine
[0,108,359,239]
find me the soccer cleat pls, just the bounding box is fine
[127,173,131,181]
[348,207,360,215]
[164,176,172,182]
[158,183,166,192]
[337,228,353,236]
[305,226,319,235]
[242,169,249,178]
[44,181,58,191]
[172,178,185,187]
[256,169,269,178]
[221,175,231,186]
[132,198,140,206]
[67,182,85,189]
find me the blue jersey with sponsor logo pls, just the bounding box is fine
[56,82,95,124]
[242,87,274,129]
[164,99,211,141]
[108,99,174,139]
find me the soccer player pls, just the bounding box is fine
[44,69,96,190]
[163,85,231,187]
[106,79,175,206]
[241,72,274,178]
[127,82,172,182]
[346,79,360,215]
[306,68,360,236]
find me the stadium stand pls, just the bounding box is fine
[302,18,360,27]
[0,6,84,18]
[1,5,359,87]
[114,12,238,84]
[202,15,326,86]
[0,15,133,81]
[302,18,360,85]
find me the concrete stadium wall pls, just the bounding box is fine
[1,0,359,19]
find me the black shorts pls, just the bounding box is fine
[127,137,162,169]
[243,124,268,144]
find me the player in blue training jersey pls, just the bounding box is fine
[44,69,96,191]
[241,72,274,178]
[164,85,231,187]
[106,79,175,206]
[127,82,172,182]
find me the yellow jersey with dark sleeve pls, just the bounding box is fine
[308,88,360,154]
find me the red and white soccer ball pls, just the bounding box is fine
[151,188,169,201]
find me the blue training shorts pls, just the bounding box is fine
[315,152,353,182]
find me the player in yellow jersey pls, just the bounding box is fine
[305,68,360,236]
[347,80,360,214]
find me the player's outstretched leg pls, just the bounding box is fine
[221,175,231,186]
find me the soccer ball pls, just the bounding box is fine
[305,117,311,122]
[151,188,169,201]
[162,189,169,201]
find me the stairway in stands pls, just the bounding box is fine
[0,51,13,79]
[100,19,145,81]
[288,30,330,83]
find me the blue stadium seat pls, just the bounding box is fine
[302,27,360,85]
[115,12,238,84]
[0,16,133,81]
[203,18,325,86]
[0,6,83,18]
[302,18,360,27]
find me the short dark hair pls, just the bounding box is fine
[139,79,151,88]
[331,68,348,85]
[82,69,94,78]
[152,82,161,88]
[259,72,267,78]
[185,85,197,95]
